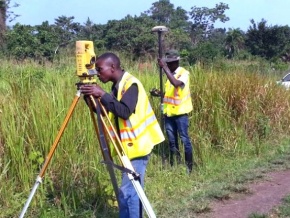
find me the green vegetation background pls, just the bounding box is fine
[1,54,290,217]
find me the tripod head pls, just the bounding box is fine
[75,40,97,87]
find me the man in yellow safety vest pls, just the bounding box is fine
[80,52,165,217]
[157,50,194,173]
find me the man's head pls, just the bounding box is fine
[165,50,180,62]
[165,50,180,72]
[95,52,122,83]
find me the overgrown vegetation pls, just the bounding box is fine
[1,55,290,217]
[1,0,290,217]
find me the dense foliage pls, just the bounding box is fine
[2,0,290,66]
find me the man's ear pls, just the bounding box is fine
[111,64,115,72]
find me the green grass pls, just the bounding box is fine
[1,57,290,217]
[274,195,290,217]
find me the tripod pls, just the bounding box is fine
[19,87,156,218]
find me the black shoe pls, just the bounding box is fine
[185,152,193,174]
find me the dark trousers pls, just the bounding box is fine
[165,114,193,172]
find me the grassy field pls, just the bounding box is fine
[1,56,290,217]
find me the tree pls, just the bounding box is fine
[144,1,190,31]
[5,21,61,62]
[144,1,192,55]
[0,0,19,48]
[78,18,107,50]
[103,15,157,58]
[225,28,245,59]
[190,41,221,65]
[35,21,59,61]
[169,6,190,30]
[144,0,175,24]
[208,28,227,47]
[5,23,37,60]
[189,3,229,45]
[0,1,6,41]
[54,16,81,50]
[78,18,94,41]
[164,28,192,52]
[245,19,290,61]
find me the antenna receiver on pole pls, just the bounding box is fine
[151,26,168,33]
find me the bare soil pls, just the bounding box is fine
[198,170,290,218]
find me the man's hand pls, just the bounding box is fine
[80,84,105,98]
[157,58,167,68]
[158,58,171,74]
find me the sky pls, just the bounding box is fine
[8,0,290,31]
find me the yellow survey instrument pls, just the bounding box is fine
[75,40,97,84]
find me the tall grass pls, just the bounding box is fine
[1,57,290,217]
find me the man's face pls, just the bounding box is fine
[95,59,112,83]
[166,60,179,73]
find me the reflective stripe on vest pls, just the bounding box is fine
[164,67,193,116]
[164,92,191,106]
[108,72,165,159]
[120,107,156,142]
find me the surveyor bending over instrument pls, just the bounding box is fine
[80,52,164,218]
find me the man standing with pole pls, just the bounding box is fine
[157,50,194,174]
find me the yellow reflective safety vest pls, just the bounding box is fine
[163,67,193,116]
[108,72,165,160]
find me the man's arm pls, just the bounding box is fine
[157,58,183,87]
[100,84,138,120]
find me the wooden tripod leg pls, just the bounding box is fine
[39,91,81,178]
[87,96,120,203]
[19,90,81,218]
[90,98,157,218]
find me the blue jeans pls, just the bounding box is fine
[165,114,192,154]
[118,155,149,218]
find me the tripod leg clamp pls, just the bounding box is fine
[101,160,140,180]
[36,176,43,183]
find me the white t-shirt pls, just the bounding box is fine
[174,67,189,88]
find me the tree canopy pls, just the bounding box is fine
[2,0,290,65]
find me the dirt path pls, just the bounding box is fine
[198,170,290,218]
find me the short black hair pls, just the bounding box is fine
[97,52,121,68]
